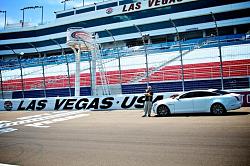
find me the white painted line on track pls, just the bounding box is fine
[0,128,18,134]
[0,111,90,135]
[16,113,51,120]
[0,121,11,123]
[25,114,89,128]
[0,163,19,166]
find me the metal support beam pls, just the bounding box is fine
[133,24,149,87]
[169,19,185,92]
[105,29,122,87]
[28,43,47,98]
[17,56,25,98]
[71,46,81,97]
[211,12,224,90]
[50,39,72,96]
[88,58,93,95]
[0,69,4,99]
[5,46,25,98]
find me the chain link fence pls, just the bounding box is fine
[0,34,250,99]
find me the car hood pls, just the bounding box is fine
[155,98,176,105]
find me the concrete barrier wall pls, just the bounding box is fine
[1,90,249,111]
[0,92,174,111]
[229,89,250,107]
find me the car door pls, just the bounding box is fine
[174,92,194,113]
[192,91,218,113]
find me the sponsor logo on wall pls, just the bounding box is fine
[122,0,184,12]
[0,94,166,111]
[4,101,13,111]
[106,7,113,14]
[14,95,164,111]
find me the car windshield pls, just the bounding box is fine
[178,91,220,99]
[170,94,179,99]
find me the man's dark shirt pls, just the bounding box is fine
[145,90,153,102]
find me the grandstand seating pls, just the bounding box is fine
[2,59,249,91]
[0,34,247,70]
[1,33,249,98]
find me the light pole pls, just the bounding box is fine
[40,6,44,25]
[0,10,7,29]
[105,29,122,87]
[211,12,224,90]
[61,0,72,11]
[21,7,24,27]
[20,6,43,27]
[133,24,150,87]
[169,18,185,92]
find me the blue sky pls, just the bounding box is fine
[0,0,104,28]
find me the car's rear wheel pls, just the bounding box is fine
[210,103,226,115]
[157,105,170,117]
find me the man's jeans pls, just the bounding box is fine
[144,101,152,116]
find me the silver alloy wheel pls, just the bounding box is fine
[157,105,169,117]
[211,103,225,115]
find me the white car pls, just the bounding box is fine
[153,90,242,116]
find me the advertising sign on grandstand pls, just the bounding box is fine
[66,27,94,50]
[121,0,195,13]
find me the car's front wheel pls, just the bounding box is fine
[157,105,170,117]
[210,103,226,115]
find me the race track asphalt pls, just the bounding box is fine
[0,108,249,166]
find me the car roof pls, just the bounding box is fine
[178,89,221,95]
[174,89,232,97]
[186,90,213,93]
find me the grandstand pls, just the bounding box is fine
[0,0,250,99]
[1,34,249,98]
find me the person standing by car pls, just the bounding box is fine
[142,86,153,117]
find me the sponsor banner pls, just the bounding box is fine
[1,90,249,111]
[0,93,174,111]
[121,0,196,13]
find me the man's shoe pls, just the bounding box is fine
[142,115,146,117]
[148,115,151,117]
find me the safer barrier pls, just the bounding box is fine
[0,93,169,111]
[1,90,249,111]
